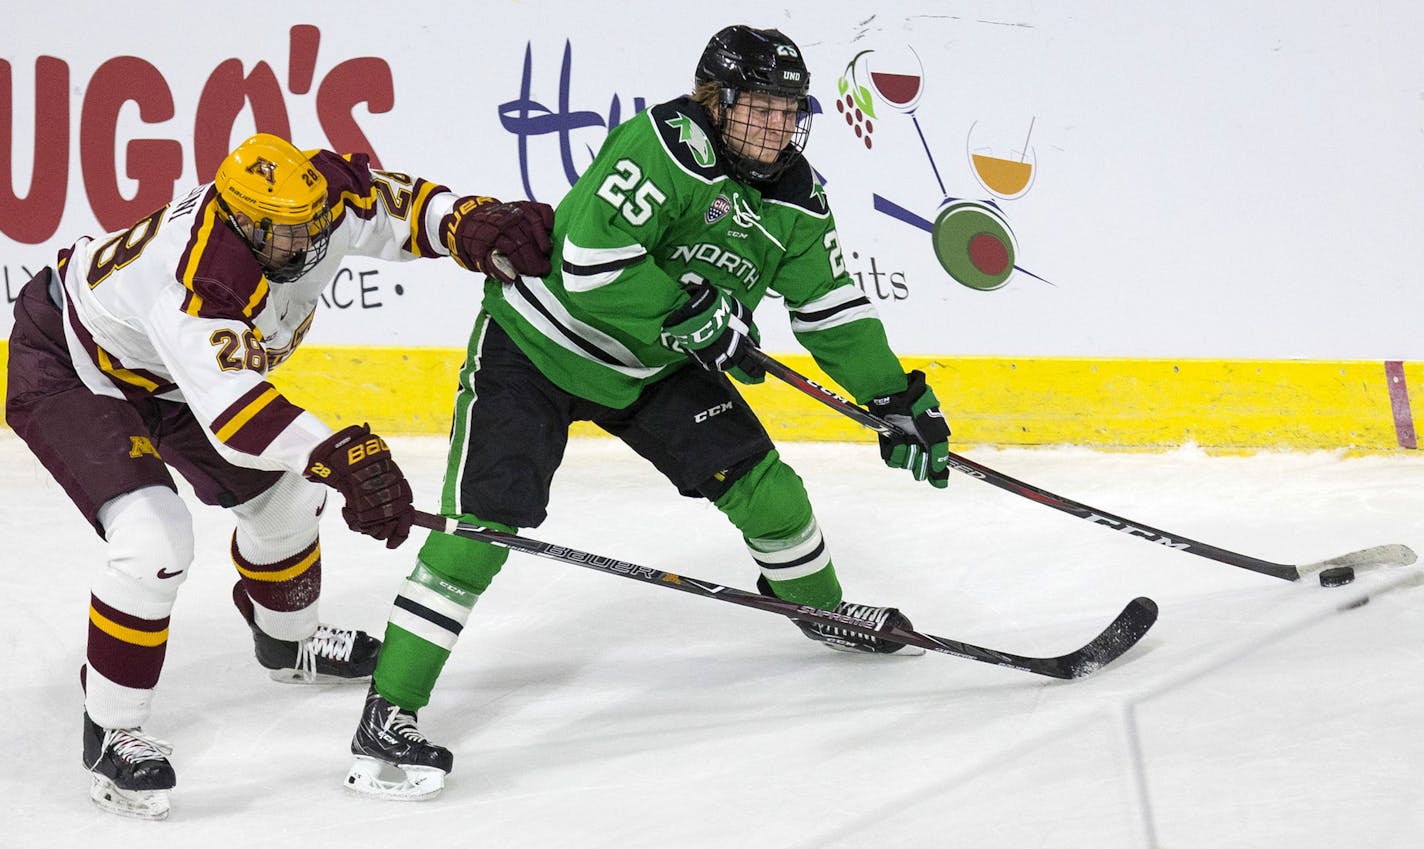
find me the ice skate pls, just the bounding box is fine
[758,577,925,656]
[345,684,453,801]
[232,581,381,684]
[83,711,176,820]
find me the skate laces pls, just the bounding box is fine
[291,624,357,681]
[94,729,173,770]
[817,602,893,641]
[381,705,429,743]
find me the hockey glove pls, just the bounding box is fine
[660,281,765,384]
[442,196,555,284]
[869,371,951,489]
[304,424,414,548]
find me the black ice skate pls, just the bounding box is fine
[345,684,453,801]
[83,710,176,820]
[758,577,925,656]
[232,581,381,684]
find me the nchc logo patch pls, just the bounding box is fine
[705,194,732,225]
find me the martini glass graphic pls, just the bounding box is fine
[968,117,1037,199]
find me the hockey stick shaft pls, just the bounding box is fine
[410,510,1155,679]
[746,349,1416,582]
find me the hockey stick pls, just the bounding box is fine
[746,349,1417,582]
[411,510,1156,679]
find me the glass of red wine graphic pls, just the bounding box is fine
[867,48,945,196]
[869,65,922,112]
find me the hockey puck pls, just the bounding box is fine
[1318,566,1356,587]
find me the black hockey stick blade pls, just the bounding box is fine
[882,595,1158,679]
[746,349,1418,582]
[411,511,1156,679]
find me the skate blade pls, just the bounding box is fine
[267,669,372,685]
[344,756,446,801]
[90,774,170,820]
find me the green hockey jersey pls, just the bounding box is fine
[483,96,909,409]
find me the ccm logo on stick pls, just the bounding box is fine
[1085,513,1192,550]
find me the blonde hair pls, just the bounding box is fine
[691,81,721,112]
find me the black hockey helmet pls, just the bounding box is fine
[695,25,812,183]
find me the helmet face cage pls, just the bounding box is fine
[221,199,334,284]
[696,26,813,183]
[716,90,812,184]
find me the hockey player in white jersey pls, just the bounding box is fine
[4,133,554,819]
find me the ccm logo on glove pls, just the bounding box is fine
[870,370,952,489]
[660,279,766,385]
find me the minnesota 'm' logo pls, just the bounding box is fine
[246,157,278,185]
[128,436,159,459]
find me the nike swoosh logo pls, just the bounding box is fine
[156,568,185,579]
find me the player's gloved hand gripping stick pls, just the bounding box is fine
[441,197,554,284]
[305,424,414,549]
[870,369,951,488]
[742,348,1416,583]
[660,280,766,385]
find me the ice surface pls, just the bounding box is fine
[3,433,1421,847]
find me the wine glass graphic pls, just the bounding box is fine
[848,44,1052,291]
[866,47,945,196]
[867,48,924,112]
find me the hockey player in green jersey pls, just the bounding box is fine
[344,25,953,800]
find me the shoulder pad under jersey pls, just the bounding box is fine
[310,150,375,202]
[648,97,723,181]
[175,189,269,321]
[758,156,829,217]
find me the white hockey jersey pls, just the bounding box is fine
[52,151,460,474]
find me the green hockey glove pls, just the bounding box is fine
[660,281,765,384]
[869,370,951,488]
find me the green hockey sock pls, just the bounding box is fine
[714,451,842,610]
[373,523,512,710]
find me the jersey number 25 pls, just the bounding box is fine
[596,159,667,226]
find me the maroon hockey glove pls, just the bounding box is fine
[304,425,414,549]
[441,196,554,284]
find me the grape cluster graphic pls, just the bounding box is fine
[836,51,878,149]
